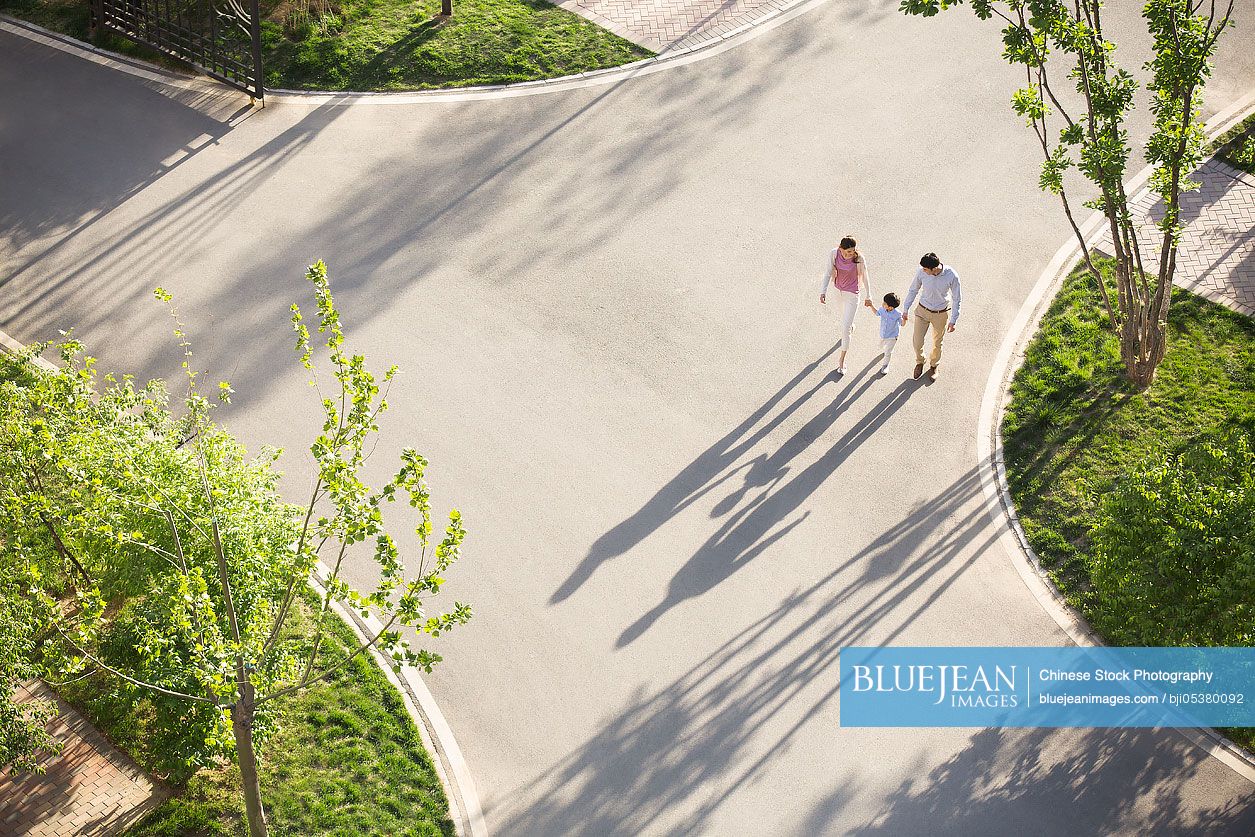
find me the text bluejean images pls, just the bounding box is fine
[839,647,1254,727]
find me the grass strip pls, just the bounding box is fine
[1001,260,1255,750]
[1212,111,1255,176]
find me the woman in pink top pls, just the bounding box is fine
[819,235,874,373]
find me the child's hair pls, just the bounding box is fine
[839,236,862,263]
[919,253,941,269]
[883,292,901,308]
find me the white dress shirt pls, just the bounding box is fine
[902,265,962,325]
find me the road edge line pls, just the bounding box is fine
[311,563,489,837]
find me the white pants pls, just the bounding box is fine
[879,337,898,370]
[834,290,859,354]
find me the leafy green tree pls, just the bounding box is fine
[0,563,61,774]
[1088,428,1254,646]
[1,262,470,837]
[901,0,1234,387]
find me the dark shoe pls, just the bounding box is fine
[928,366,938,379]
[913,363,924,380]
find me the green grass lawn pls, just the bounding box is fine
[1002,261,1255,749]
[54,592,454,836]
[1213,112,1255,176]
[0,0,651,90]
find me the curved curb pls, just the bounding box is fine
[975,90,1255,784]
[2,0,832,106]
[311,563,488,837]
[0,329,488,837]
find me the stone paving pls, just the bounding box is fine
[1098,157,1255,317]
[556,0,799,53]
[0,681,165,837]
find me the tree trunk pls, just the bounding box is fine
[442,0,451,15]
[231,690,268,837]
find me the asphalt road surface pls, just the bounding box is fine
[3,2,1255,833]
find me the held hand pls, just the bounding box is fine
[901,314,908,324]
[863,299,874,308]
[819,294,826,304]
[947,322,956,333]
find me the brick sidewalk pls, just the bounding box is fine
[1098,157,1255,317]
[556,0,798,53]
[0,681,166,837]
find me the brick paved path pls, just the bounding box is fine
[556,0,799,53]
[1098,157,1255,317]
[0,681,165,837]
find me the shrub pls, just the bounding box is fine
[1087,428,1255,646]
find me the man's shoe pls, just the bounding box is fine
[913,363,924,380]
[928,366,939,379]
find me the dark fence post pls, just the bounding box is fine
[88,0,103,37]
[250,0,264,102]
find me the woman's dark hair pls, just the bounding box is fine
[920,253,941,269]
[839,236,861,263]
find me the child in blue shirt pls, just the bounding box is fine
[867,292,904,375]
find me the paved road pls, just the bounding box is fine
[3,4,1255,834]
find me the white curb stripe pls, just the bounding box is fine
[311,563,489,837]
[975,90,1255,784]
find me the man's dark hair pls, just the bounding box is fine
[920,253,941,270]
[884,292,901,308]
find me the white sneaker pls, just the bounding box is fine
[879,366,889,375]
[837,365,847,375]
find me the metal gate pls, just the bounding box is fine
[90,0,264,99]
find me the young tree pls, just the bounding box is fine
[3,262,470,837]
[901,0,1235,387]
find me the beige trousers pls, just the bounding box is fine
[912,305,949,367]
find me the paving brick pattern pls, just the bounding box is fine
[1097,158,1255,317]
[556,0,797,53]
[0,681,166,837]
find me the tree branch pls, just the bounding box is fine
[53,622,217,705]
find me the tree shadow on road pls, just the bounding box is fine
[2,97,348,347]
[0,31,255,285]
[840,726,1255,836]
[495,466,997,835]
[496,457,1255,834]
[2,9,834,399]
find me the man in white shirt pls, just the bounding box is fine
[901,253,962,380]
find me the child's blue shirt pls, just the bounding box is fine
[877,306,903,339]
